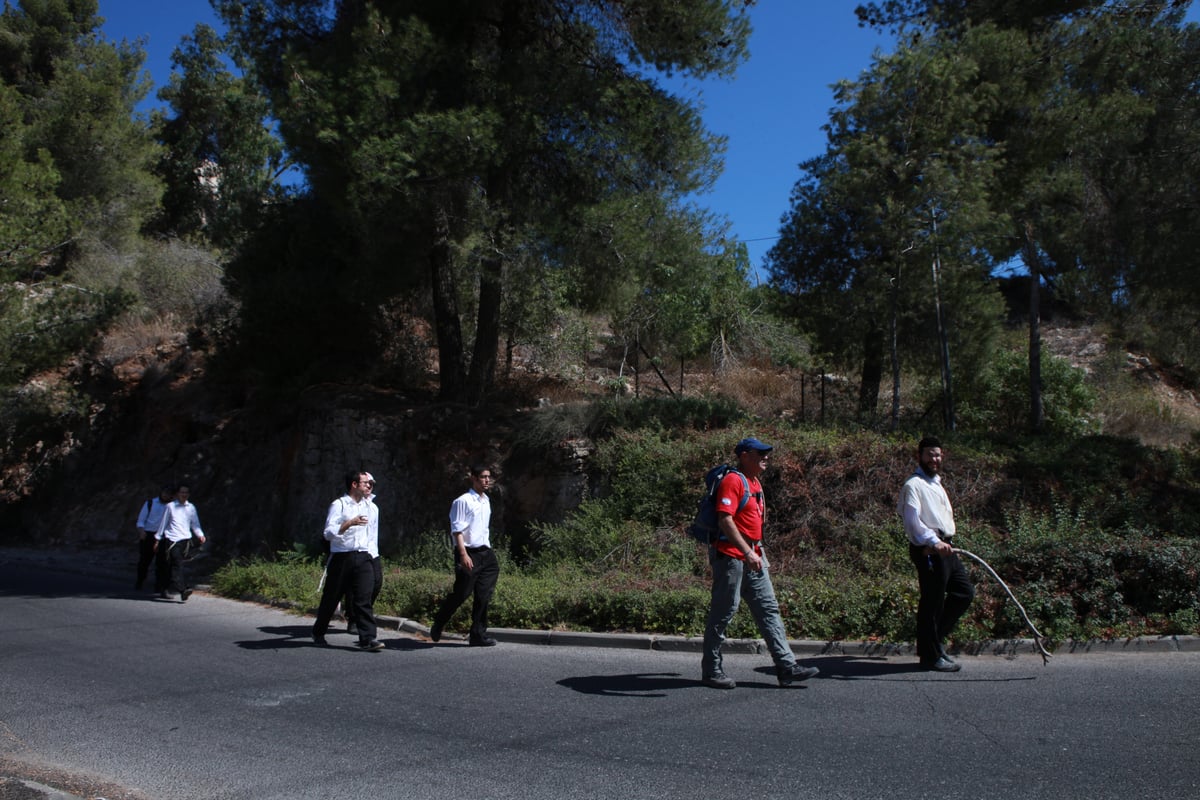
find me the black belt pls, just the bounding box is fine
[466,545,490,552]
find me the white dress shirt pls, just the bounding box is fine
[136,498,170,533]
[156,501,204,543]
[897,467,956,547]
[324,494,378,554]
[449,489,491,548]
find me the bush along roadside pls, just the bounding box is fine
[209,421,1200,645]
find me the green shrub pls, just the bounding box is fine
[209,555,325,606]
[390,530,453,571]
[207,418,1200,645]
[529,499,664,570]
[590,395,745,436]
[958,347,1098,436]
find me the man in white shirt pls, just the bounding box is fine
[154,484,206,602]
[345,472,381,636]
[134,484,173,590]
[897,436,975,672]
[312,471,384,652]
[430,465,500,647]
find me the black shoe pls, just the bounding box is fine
[777,663,820,686]
[357,639,385,652]
[180,589,192,602]
[346,623,359,636]
[468,636,498,647]
[923,656,962,673]
[702,673,736,690]
[429,620,444,642]
[312,632,327,646]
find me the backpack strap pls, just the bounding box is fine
[712,469,751,542]
[731,470,750,513]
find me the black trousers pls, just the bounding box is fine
[345,556,382,630]
[314,551,377,641]
[155,538,192,594]
[909,544,975,663]
[136,532,157,589]
[433,546,500,642]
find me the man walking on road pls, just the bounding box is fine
[898,436,975,672]
[154,484,205,602]
[702,437,819,689]
[313,471,384,652]
[430,464,500,647]
[135,484,173,590]
[345,472,382,637]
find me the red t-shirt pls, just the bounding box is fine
[712,471,765,560]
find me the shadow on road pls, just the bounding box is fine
[788,656,1039,682]
[234,624,432,652]
[557,672,700,697]
[555,658,1040,696]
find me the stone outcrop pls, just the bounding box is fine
[3,357,597,559]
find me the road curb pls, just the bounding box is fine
[375,614,1200,658]
[6,548,1198,659]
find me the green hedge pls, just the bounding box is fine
[210,408,1200,644]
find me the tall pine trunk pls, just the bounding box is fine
[859,323,883,421]
[431,204,467,402]
[467,248,503,404]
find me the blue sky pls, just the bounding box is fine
[98,1,893,274]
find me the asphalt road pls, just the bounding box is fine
[2,560,1199,800]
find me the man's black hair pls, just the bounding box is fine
[469,464,491,477]
[918,436,942,452]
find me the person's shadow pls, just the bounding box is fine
[557,672,701,697]
[555,657,1032,696]
[233,624,429,651]
[786,656,1038,682]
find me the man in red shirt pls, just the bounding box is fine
[701,437,819,689]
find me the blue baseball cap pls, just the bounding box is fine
[735,437,773,454]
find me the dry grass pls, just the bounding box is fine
[97,313,189,367]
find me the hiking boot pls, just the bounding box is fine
[312,632,327,646]
[468,636,498,647]
[346,622,359,636]
[180,589,192,602]
[703,672,736,690]
[777,663,820,686]
[357,639,385,652]
[429,620,444,642]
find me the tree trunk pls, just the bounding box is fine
[467,248,503,404]
[931,218,955,431]
[859,323,883,421]
[430,205,466,402]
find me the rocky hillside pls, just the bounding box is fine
[0,338,597,559]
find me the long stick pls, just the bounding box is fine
[953,547,1053,665]
[317,556,330,593]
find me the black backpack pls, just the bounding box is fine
[686,464,749,543]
